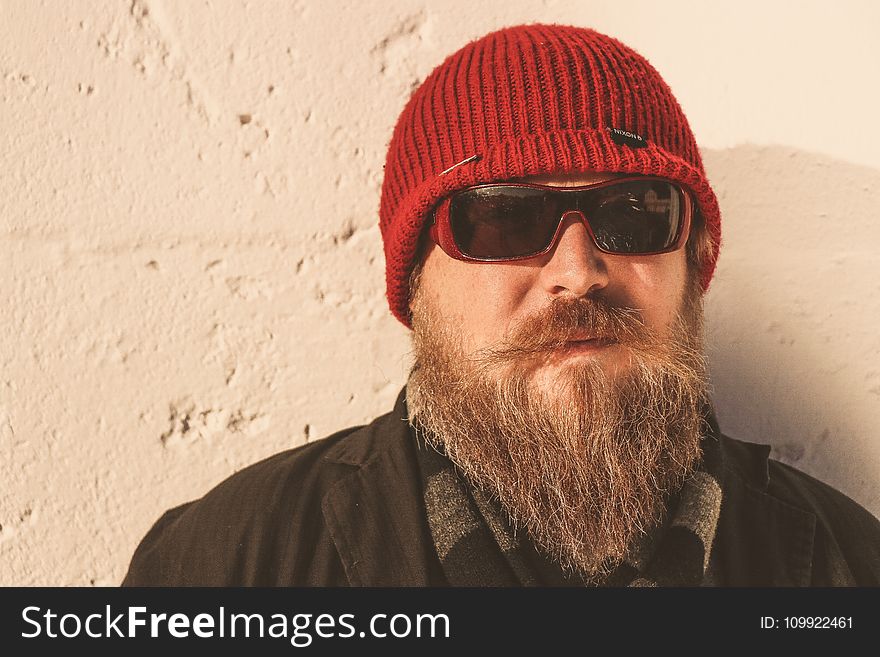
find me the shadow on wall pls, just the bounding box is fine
[702,144,880,517]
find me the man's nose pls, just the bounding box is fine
[537,211,609,297]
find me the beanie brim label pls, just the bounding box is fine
[608,127,648,148]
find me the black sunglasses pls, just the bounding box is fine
[429,176,693,262]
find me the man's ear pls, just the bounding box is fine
[686,206,711,276]
[408,225,433,296]
[406,259,426,327]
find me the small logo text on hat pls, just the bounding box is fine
[608,127,648,149]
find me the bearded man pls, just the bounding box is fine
[123,24,880,587]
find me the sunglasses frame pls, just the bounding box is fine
[428,175,693,263]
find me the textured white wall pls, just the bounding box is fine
[1,0,878,585]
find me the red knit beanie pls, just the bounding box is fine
[379,24,721,328]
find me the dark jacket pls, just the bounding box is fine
[123,388,880,586]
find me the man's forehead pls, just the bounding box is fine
[508,171,627,187]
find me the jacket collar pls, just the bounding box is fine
[320,387,411,468]
[708,411,816,586]
[320,387,440,585]
[702,406,771,490]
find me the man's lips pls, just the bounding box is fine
[554,336,617,353]
[565,335,616,346]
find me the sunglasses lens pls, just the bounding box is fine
[448,179,685,259]
[584,179,683,254]
[449,187,560,259]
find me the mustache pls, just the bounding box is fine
[473,295,653,364]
